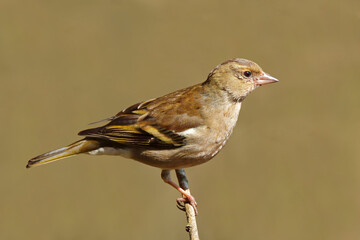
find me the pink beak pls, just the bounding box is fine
[255,73,279,85]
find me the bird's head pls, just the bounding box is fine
[205,58,278,102]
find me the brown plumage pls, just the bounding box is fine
[27,58,278,214]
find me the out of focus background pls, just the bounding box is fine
[1,1,359,239]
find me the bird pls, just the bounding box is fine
[27,58,278,215]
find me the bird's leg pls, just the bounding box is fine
[175,168,189,189]
[161,169,198,215]
[175,169,191,211]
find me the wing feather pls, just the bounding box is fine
[79,85,206,149]
[79,100,186,149]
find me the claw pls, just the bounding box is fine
[177,198,186,207]
[176,196,198,215]
[176,200,186,211]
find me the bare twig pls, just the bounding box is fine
[175,169,200,240]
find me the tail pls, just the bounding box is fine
[26,139,100,168]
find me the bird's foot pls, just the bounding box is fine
[176,194,198,215]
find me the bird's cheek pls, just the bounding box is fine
[232,82,254,99]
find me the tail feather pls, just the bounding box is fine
[26,139,100,168]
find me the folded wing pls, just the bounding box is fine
[78,101,186,149]
[79,85,205,150]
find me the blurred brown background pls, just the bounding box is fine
[1,0,359,239]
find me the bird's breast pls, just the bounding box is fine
[173,101,242,161]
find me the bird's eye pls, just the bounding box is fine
[243,71,252,77]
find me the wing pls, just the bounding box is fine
[78,100,186,149]
[79,84,205,149]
